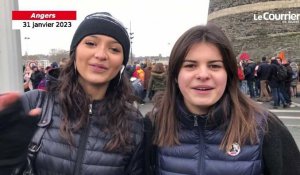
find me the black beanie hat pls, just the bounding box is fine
[70,12,130,65]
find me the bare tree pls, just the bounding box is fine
[48,49,69,63]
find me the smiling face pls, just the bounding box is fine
[75,34,124,97]
[177,42,227,115]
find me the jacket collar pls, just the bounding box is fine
[176,94,231,129]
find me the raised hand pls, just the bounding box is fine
[0,92,41,116]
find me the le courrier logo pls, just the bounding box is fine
[253,11,300,23]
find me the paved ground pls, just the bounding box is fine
[139,96,300,149]
[270,97,300,148]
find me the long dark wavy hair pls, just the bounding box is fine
[153,23,268,150]
[47,50,136,152]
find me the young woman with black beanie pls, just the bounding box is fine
[0,12,145,175]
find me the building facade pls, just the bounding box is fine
[208,0,300,62]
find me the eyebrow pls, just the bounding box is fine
[183,59,223,63]
[86,35,120,44]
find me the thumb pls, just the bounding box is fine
[0,92,21,111]
[28,108,42,117]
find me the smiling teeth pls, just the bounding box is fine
[197,88,209,90]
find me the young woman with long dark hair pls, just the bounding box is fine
[0,12,145,175]
[150,24,299,175]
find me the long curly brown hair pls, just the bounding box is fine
[47,51,136,152]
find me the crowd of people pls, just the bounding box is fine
[22,59,169,108]
[0,12,299,175]
[124,62,167,104]
[23,54,300,111]
[237,56,299,109]
[23,58,69,91]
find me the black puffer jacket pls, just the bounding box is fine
[0,90,145,175]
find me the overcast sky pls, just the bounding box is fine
[18,0,209,57]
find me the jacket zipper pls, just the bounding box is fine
[196,117,205,175]
[89,104,92,115]
[74,103,92,175]
[194,115,198,127]
[199,121,205,175]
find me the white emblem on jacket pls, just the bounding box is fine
[227,142,241,156]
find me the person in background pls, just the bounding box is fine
[238,60,248,94]
[237,62,245,87]
[257,56,272,102]
[23,65,32,92]
[276,58,290,108]
[38,66,46,77]
[142,62,152,101]
[244,59,256,98]
[59,57,69,68]
[125,64,135,79]
[147,62,166,101]
[149,24,300,175]
[299,62,300,82]
[268,57,282,109]
[37,66,52,90]
[30,65,44,89]
[254,59,260,98]
[290,60,299,97]
[50,61,59,69]
[133,64,145,86]
[0,12,145,175]
[282,59,294,107]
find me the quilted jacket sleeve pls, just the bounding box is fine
[124,116,147,175]
[127,140,145,175]
[263,113,300,175]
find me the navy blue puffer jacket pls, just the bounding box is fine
[156,100,264,175]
